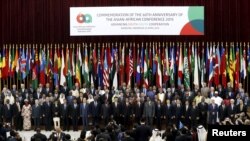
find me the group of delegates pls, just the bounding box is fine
[0,81,250,134]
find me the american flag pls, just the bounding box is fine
[103,50,109,87]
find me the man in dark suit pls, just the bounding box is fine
[121,98,132,128]
[190,101,199,127]
[135,118,152,141]
[32,128,47,141]
[164,99,172,126]
[227,99,237,120]
[60,99,70,131]
[218,101,227,122]
[19,83,27,97]
[70,99,79,131]
[32,99,42,130]
[111,97,121,124]
[143,97,155,126]
[89,96,101,126]
[171,99,183,129]
[80,98,89,130]
[42,97,52,131]
[3,99,12,124]
[198,97,208,127]
[155,99,164,130]
[44,83,52,96]
[208,99,218,124]
[182,100,191,128]
[101,101,111,125]
[12,99,22,131]
[0,102,3,122]
[133,98,144,125]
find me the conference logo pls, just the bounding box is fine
[76,13,92,23]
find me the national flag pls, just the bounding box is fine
[169,47,175,85]
[112,49,118,89]
[228,46,235,87]
[162,46,169,84]
[39,47,46,85]
[178,45,183,86]
[32,47,39,89]
[60,49,66,86]
[67,47,73,89]
[103,49,110,87]
[208,46,214,86]
[97,47,103,87]
[235,47,240,89]
[200,46,206,85]
[93,46,97,75]
[9,47,15,77]
[213,45,220,85]
[20,47,27,79]
[143,47,149,87]
[156,48,162,88]
[220,47,227,88]
[193,48,199,87]
[183,47,190,88]
[119,46,125,86]
[26,47,32,77]
[84,47,89,85]
[136,48,141,86]
[126,47,133,86]
[75,46,82,86]
[72,47,75,77]
[2,47,9,79]
[240,45,247,79]
[53,47,59,86]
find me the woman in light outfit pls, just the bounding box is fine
[22,99,32,130]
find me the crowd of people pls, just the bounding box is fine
[0,81,250,140]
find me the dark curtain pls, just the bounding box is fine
[1,0,250,45]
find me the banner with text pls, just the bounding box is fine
[70,6,204,36]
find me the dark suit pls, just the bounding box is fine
[143,101,155,126]
[52,104,60,118]
[218,105,227,121]
[80,103,89,130]
[101,104,111,125]
[12,102,22,130]
[227,104,237,120]
[198,102,208,126]
[155,104,164,129]
[43,102,52,131]
[134,102,144,124]
[111,102,121,124]
[70,103,79,131]
[208,104,218,124]
[121,103,132,128]
[135,124,152,141]
[182,105,191,127]
[190,106,199,127]
[3,104,12,124]
[60,86,69,97]
[171,104,183,128]
[89,101,101,126]
[32,105,42,130]
[164,104,172,126]
[33,92,42,100]
[60,104,70,131]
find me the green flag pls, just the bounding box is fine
[183,48,190,88]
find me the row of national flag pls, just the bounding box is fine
[0,42,250,89]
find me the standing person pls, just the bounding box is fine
[208,99,218,125]
[101,101,111,125]
[42,97,52,131]
[52,100,61,129]
[80,98,89,130]
[70,99,79,131]
[143,97,155,126]
[198,97,208,127]
[21,99,32,130]
[155,99,164,130]
[89,96,101,127]
[135,118,152,141]
[3,99,13,125]
[32,99,42,130]
[12,99,22,131]
[134,97,144,125]
[60,99,70,131]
